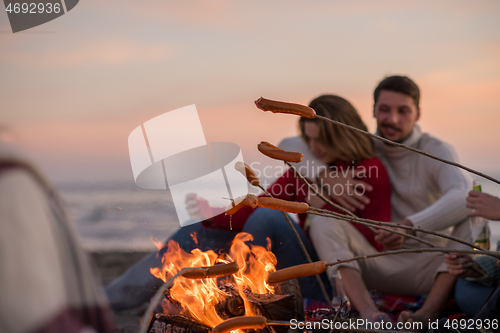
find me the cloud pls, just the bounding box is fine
[2,40,170,68]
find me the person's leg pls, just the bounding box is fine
[243,208,332,302]
[399,272,456,326]
[339,267,386,321]
[106,222,236,310]
[398,218,485,326]
[453,278,495,318]
[309,215,387,321]
[473,282,500,320]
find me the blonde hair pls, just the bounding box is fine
[299,95,374,163]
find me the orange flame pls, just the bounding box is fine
[150,232,276,328]
[150,236,163,251]
[190,231,199,245]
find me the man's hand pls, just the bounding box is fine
[374,219,413,250]
[443,253,484,279]
[466,191,500,221]
[305,183,327,208]
[316,168,373,212]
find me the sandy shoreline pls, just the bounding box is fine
[90,249,152,286]
[90,249,152,333]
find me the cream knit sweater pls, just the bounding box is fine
[374,125,472,247]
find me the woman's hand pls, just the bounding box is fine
[444,253,483,279]
[466,191,500,221]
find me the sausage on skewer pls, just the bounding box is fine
[255,97,316,119]
[258,141,303,163]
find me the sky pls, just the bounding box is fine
[1,0,500,185]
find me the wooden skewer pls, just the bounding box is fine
[233,161,333,307]
[309,206,487,252]
[285,162,359,219]
[287,161,448,248]
[257,184,333,308]
[308,209,436,248]
[315,114,500,186]
[325,248,500,267]
[266,247,500,285]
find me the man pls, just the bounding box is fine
[310,75,472,324]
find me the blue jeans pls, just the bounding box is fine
[454,278,495,317]
[243,207,332,303]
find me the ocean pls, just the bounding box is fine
[58,181,179,251]
[58,173,500,252]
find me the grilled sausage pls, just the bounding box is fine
[258,197,309,214]
[225,194,259,215]
[212,316,267,333]
[266,261,327,284]
[235,162,260,187]
[257,141,303,163]
[182,262,239,279]
[255,97,316,119]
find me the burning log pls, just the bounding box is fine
[215,280,303,333]
[148,314,211,333]
[215,283,295,321]
[156,280,303,333]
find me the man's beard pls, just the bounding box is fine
[380,124,403,143]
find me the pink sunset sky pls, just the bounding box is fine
[1,0,500,184]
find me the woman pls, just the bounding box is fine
[240,95,391,303]
[106,95,391,309]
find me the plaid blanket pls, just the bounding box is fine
[370,293,426,321]
[304,293,463,322]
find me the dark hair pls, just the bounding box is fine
[299,95,374,163]
[374,75,420,108]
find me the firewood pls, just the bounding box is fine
[214,283,298,333]
[149,314,211,333]
[151,281,302,333]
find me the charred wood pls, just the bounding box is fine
[148,314,211,333]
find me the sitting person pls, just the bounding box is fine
[241,94,391,304]
[309,76,473,324]
[444,190,500,317]
[106,94,391,310]
[0,138,116,332]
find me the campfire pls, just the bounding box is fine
[147,233,302,333]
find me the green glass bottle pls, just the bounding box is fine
[472,180,491,250]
